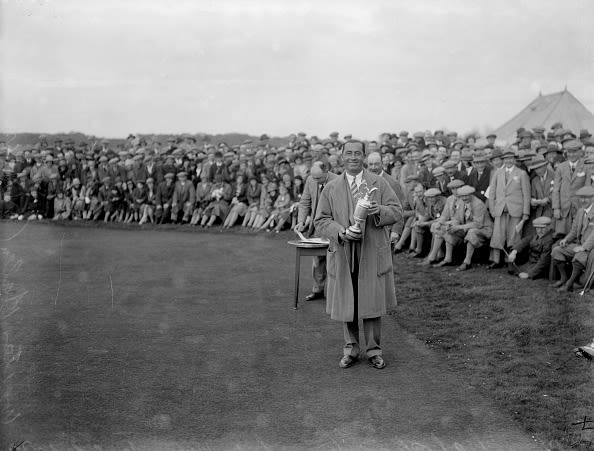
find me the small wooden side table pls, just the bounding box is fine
[287,240,329,309]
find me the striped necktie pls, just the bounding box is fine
[350,178,359,201]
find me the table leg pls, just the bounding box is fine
[294,249,300,309]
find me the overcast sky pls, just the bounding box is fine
[1,0,593,139]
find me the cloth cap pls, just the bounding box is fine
[423,188,441,198]
[460,150,473,161]
[490,148,504,160]
[267,182,278,192]
[164,172,175,179]
[532,216,552,227]
[447,179,465,189]
[72,178,81,185]
[517,150,536,161]
[501,149,516,158]
[457,185,475,195]
[473,152,489,162]
[486,133,496,139]
[565,140,583,152]
[99,156,108,162]
[576,186,594,197]
[432,166,445,177]
[585,156,594,164]
[405,174,419,183]
[528,156,548,170]
[544,144,562,155]
[177,171,187,178]
[102,176,111,183]
[108,158,119,164]
[399,131,409,137]
[442,160,457,169]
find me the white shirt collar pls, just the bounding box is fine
[585,205,592,215]
[345,170,363,187]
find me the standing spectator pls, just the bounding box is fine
[552,140,586,236]
[487,149,531,269]
[466,152,491,202]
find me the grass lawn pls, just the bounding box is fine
[392,255,594,450]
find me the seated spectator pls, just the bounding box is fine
[139,177,156,224]
[507,216,554,279]
[155,172,175,224]
[106,183,123,223]
[171,171,195,224]
[424,179,465,264]
[393,175,420,252]
[260,183,292,232]
[129,179,147,223]
[242,176,262,228]
[0,193,18,219]
[223,174,248,229]
[70,178,85,220]
[251,182,277,229]
[433,185,493,271]
[191,176,213,226]
[19,188,43,220]
[200,173,231,228]
[551,186,594,292]
[52,190,71,220]
[411,188,446,260]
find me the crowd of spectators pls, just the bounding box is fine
[1,125,594,291]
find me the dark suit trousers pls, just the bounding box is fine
[343,243,382,358]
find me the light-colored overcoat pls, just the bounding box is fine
[314,170,402,322]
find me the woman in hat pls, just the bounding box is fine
[288,175,305,230]
[83,179,99,220]
[242,176,261,228]
[129,180,147,223]
[52,189,71,221]
[222,174,248,229]
[105,182,123,222]
[70,178,85,219]
[200,173,232,228]
[250,181,277,230]
[139,178,156,225]
[259,183,292,232]
[122,180,136,223]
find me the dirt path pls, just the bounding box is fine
[1,222,543,450]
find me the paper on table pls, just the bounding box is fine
[295,230,329,244]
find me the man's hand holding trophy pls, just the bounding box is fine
[340,181,378,242]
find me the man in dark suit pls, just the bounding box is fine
[551,186,594,292]
[295,161,338,302]
[465,152,492,202]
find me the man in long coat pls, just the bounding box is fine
[315,140,402,370]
